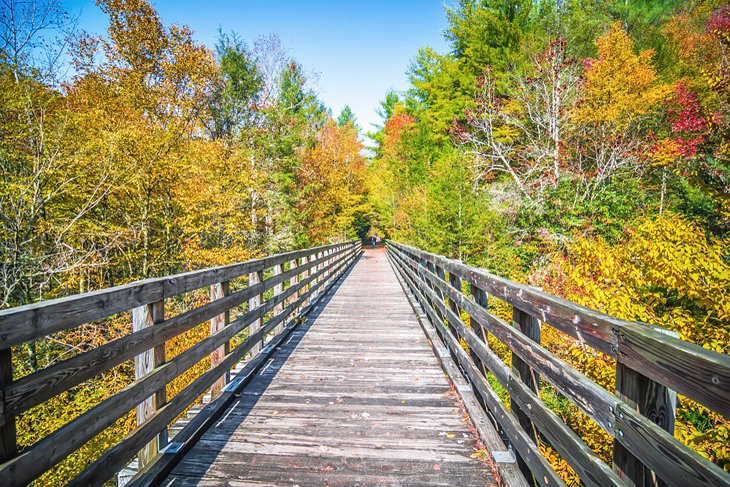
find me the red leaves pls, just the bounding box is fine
[665,84,708,159]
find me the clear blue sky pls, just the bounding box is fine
[64,0,451,133]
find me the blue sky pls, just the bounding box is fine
[64,0,451,133]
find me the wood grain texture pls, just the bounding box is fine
[209,281,231,399]
[511,307,541,486]
[67,249,360,487]
[165,249,497,487]
[0,247,358,487]
[390,251,530,487]
[132,299,166,467]
[388,249,561,487]
[4,245,355,418]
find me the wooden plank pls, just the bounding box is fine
[470,284,491,378]
[272,264,284,335]
[512,307,541,486]
[248,270,264,356]
[388,249,560,487]
[392,247,627,487]
[209,281,230,399]
[389,243,617,430]
[387,241,617,355]
[617,325,730,419]
[387,242,730,418]
[129,249,359,487]
[613,361,675,487]
[132,300,166,467]
[389,251,530,487]
[391,247,613,486]
[615,404,729,487]
[301,255,310,307]
[0,242,357,348]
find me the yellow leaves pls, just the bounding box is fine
[651,139,682,167]
[573,23,670,129]
[545,212,730,472]
[297,120,368,244]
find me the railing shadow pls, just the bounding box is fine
[166,254,359,483]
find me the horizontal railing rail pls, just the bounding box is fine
[386,240,729,487]
[0,240,361,487]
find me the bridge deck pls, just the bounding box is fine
[164,248,496,486]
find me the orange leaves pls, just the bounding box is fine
[574,23,670,129]
[296,121,368,243]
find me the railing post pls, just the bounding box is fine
[132,299,166,467]
[449,270,463,342]
[210,281,230,398]
[0,348,16,463]
[273,264,284,334]
[301,255,310,306]
[289,258,299,312]
[248,270,264,356]
[613,344,676,487]
[511,306,540,486]
[422,260,443,336]
[316,250,324,295]
[434,265,452,339]
[470,284,491,404]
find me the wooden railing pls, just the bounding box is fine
[0,240,361,486]
[386,240,730,487]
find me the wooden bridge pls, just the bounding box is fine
[0,241,728,486]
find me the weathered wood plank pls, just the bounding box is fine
[248,270,264,356]
[388,250,560,487]
[388,241,730,418]
[132,299,166,466]
[0,248,358,487]
[68,248,360,487]
[391,245,624,484]
[0,348,15,463]
[388,242,730,487]
[613,361,676,487]
[209,280,230,399]
[512,306,541,486]
[390,252,530,487]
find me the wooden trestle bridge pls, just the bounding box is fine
[0,241,728,486]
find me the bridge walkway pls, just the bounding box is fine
[164,248,497,486]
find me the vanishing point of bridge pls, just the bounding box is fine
[0,241,728,486]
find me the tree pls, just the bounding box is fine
[205,31,262,141]
[455,39,580,202]
[445,0,534,74]
[336,105,357,128]
[570,23,670,201]
[296,120,368,243]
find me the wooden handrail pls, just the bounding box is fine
[0,242,351,348]
[386,240,729,487]
[0,241,361,487]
